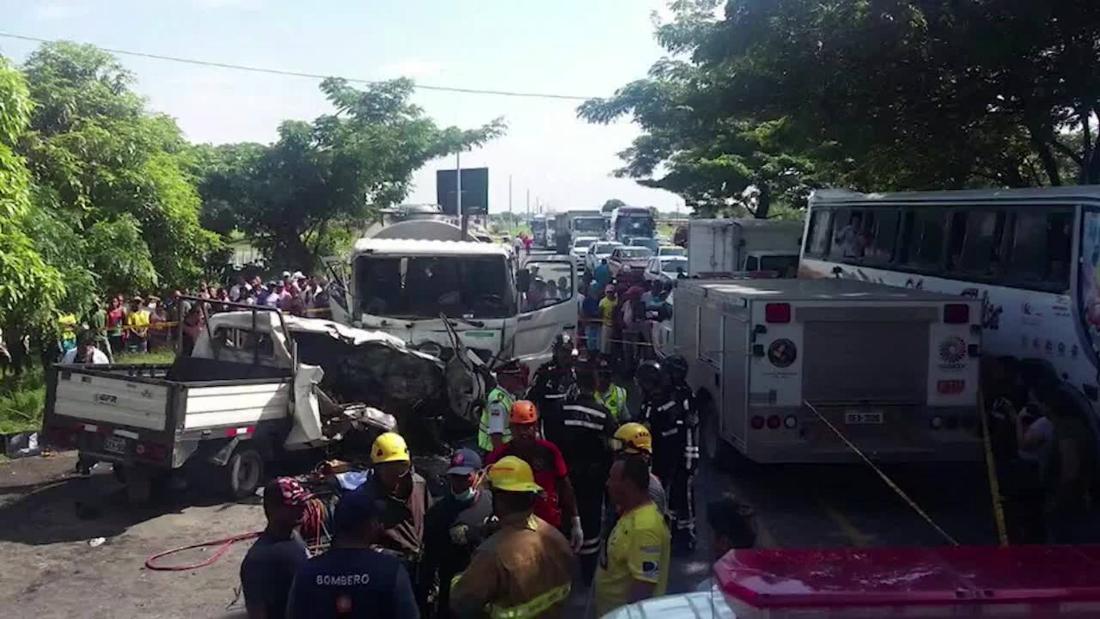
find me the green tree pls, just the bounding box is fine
[0,58,63,330]
[19,42,219,292]
[582,0,1100,217]
[601,198,626,212]
[197,78,505,270]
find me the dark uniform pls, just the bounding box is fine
[637,360,698,551]
[527,334,578,451]
[558,381,617,581]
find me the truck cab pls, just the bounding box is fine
[330,237,576,375]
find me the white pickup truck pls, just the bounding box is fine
[42,302,470,501]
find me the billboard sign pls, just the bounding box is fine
[436,167,488,216]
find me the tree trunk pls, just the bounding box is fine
[754,182,771,219]
[1033,139,1063,186]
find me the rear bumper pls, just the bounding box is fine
[43,415,175,469]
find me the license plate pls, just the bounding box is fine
[102,435,127,454]
[844,411,884,425]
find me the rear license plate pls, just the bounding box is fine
[844,411,884,425]
[102,435,127,454]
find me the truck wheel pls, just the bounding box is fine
[223,445,264,500]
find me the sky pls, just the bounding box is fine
[0,0,686,214]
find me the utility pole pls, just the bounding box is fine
[456,151,466,238]
[508,175,513,216]
[526,189,531,219]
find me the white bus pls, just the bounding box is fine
[800,187,1100,406]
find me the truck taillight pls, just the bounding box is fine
[765,303,791,323]
[766,415,782,429]
[750,416,765,430]
[937,379,965,395]
[943,303,970,324]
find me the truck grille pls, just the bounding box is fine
[802,320,928,403]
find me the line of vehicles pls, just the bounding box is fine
[43,187,1100,508]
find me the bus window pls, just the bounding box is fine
[950,211,1005,276]
[806,209,833,257]
[864,209,900,264]
[1005,210,1072,288]
[899,208,947,269]
[830,209,866,260]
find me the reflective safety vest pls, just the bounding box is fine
[478,387,515,452]
[596,384,628,422]
[489,583,571,619]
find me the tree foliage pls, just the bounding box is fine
[581,0,1100,217]
[19,42,219,296]
[194,78,505,270]
[601,198,626,212]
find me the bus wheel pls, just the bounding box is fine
[223,445,264,500]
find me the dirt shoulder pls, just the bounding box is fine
[0,452,262,618]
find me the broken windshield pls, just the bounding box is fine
[355,255,516,319]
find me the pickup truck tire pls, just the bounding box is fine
[223,445,263,500]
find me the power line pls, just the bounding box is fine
[0,31,598,101]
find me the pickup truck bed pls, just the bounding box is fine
[44,359,292,471]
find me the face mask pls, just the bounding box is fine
[452,487,476,502]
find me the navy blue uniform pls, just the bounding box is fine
[288,547,418,619]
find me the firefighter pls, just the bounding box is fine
[636,360,698,552]
[365,432,429,577]
[596,356,630,422]
[450,456,575,619]
[477,367,515,453]
[484,401,583,552]
[558,357,618,582]
[527,332,577,448]
[612,423,667,515]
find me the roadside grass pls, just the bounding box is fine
[0,347,176,436]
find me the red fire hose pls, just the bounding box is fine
[144,531,260,571]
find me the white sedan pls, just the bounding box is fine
[570,236,600,270]
[586,241,623,272]
[644,255,689,283]
[608,246,654,276]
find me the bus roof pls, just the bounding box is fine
[811,185,1100,206]
[679,277,972,303]
[352,238,511,258]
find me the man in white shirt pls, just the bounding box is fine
[62,333,110,364]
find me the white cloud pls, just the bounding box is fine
[32,1,90,21]
[379,59,445,80]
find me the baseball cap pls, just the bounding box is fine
[267,477,313,507]
[446,448,483,476]
[281,271,292,279]
[333,485,382,534]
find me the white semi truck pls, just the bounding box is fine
[327,208,577,377]
[686,219,803,278]
[674,278,982,464]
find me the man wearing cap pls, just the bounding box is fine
[421,448,494,618]
[288,485,418,619]
[527,331,577,449]
[240,478,311,619]
[484,401,580,546]
[366,432,428,565]
[450,456,574,619]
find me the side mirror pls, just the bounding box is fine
[517,269,531,293]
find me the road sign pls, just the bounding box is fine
[437,167,488,216]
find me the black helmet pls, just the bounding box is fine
[552,332,575,354]
[635,361,666,393]
[664,355,689,383]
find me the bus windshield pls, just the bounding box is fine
[574,217,605,235]
[619,215,654,237]
[355,255,516,319]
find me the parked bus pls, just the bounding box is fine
[530,214,549,249]
[800,187,1099,406]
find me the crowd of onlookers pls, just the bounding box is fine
[0,271,331,373]
[576,260,672,373]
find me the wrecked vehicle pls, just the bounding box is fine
[42,300,484,501]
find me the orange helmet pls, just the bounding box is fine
[510,400,539,425]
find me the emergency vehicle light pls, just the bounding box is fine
[942,303,970,324]
[764,303,791,323]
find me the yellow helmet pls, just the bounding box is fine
[487,456,542,493]
[613,423,652,455]
[371,432,410,464]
